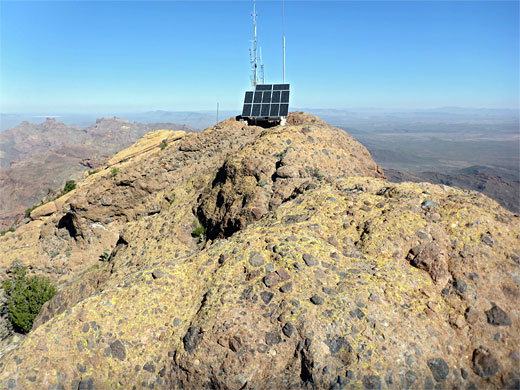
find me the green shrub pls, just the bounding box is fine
[1,263,57,334]
[63,180,76,194]
[110,167,120,177]
[0,227,15,236]
[160,139,168,150]
[257,179,267,187]
[191,219,205,241]
[88,170,99,176]
[99,249,111,262]
[24,205,39,218]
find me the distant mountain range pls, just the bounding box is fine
[0,117,191,229]
[2,107,518,132]
[1,107,518,229]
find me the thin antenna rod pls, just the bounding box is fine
[252,0,258,86]
[282,0,286,83]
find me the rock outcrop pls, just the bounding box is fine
[0,117,192,230]
[0,113,518,390]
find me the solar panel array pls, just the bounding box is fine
[242,84,290,119]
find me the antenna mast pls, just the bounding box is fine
[249,0,259,87]
[282,0,286,83]
[259,47,265,84]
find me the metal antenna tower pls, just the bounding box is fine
[282,0,286,83]
[249,0,259,87]
[259,47,265,84]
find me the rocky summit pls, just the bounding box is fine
[0,112,518,390]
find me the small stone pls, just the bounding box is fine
[302,253,318,266]
[78,378,94,390]
[82,323,90,333]
[263,272,281,287]
[421,200,438,211]
[249,252,265,267]
[110,340,126,361]
[218,254,227,264]
[465,307,479,324]
[485,304,512,326]
[322,287,336,295]
[461,368,468,379]
[229,335,242,352]
[453,278,467,294]
[362,375,381,390]
[403,371,418,388]
[265,332,282,346]
[152,269,164,279]
[265,263,275,272]
[143,362,156,373]
[481,233,495,247]
[325,335,349,354]
[280,282,293,293]
[260,291,274,304]
[472,347,499,378]
[282,322,295,337]
[427,358,449,382]
[310,295,324,305]
[183,326,202,353]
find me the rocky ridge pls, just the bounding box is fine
[0,117,192,230]
[0,113,518,389]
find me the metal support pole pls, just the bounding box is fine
[282,0,286,83]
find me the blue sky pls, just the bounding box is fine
[0,0,518,113]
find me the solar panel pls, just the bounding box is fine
[242,104,252,117]
[280,104,289,117]
[251,104,261,116]
[270,104,280,117]
[244,91,253,104]
[242,84,290,119]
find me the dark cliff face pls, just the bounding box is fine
[0,113,518,390]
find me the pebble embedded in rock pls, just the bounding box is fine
[265,332,282,346]
[280,282,293,293]
[229,335,242,352]
[183,326,202,353]
[260,291,274,304]
[249,252,265,267]
[481,233,495,247]
[421,199,437,211]
[485,304,512,326]
[143,362,156,373]
[427,358,449,382]
[453,278,467,294]
[110,340,126,361]
[263,272,280,287]
[472,347,499,378]
[302,253,318,266]
[310,295,324,305]
[152,269,164,279]
[282,322,294,337]
[362,375,381,390]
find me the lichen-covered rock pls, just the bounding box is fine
[0,114,518,390]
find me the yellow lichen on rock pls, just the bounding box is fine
[0,114,518,390]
